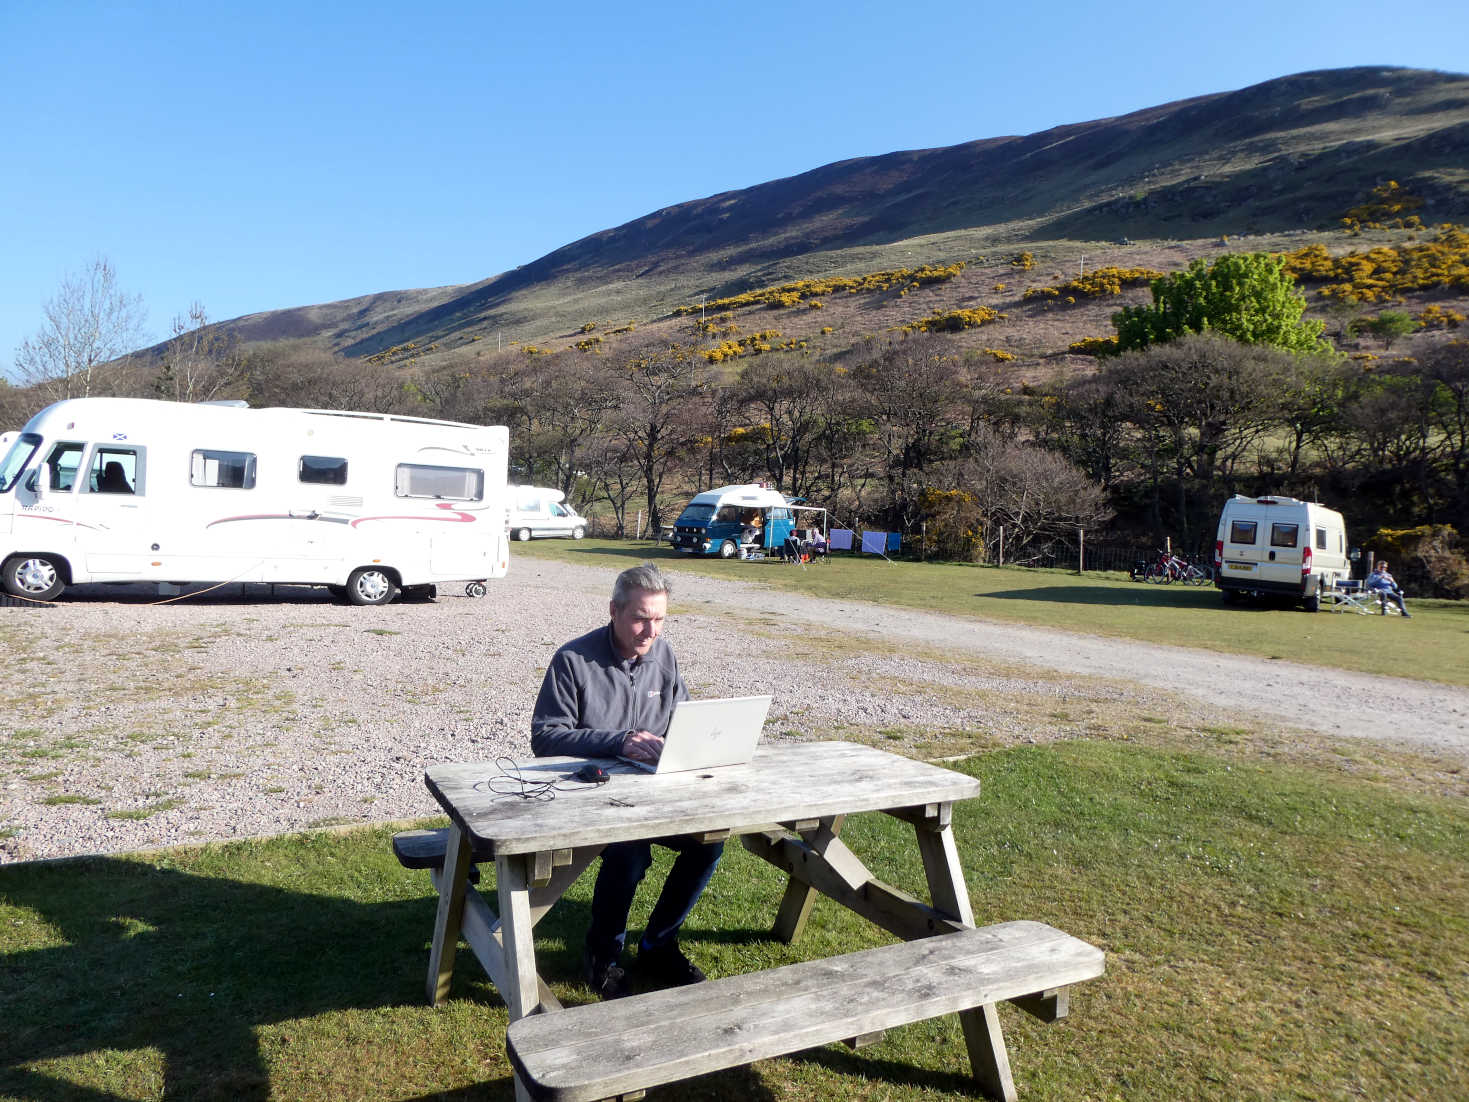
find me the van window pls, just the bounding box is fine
[395,463,483,500]
[0,433,42,493]
[1229,519,1258,544]
[299,455,348,485]
[1270,522,1300,548]
[192,449,257,489]
[43,442,86,491]
[1315,527,1327,550]
[714,505,743,523]
[87,447,142,494]
[676,504,714,526]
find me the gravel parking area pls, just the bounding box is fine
[3,558,1466,864]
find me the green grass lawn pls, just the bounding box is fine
[512,538,1469,686]
[3,739,1464,1100]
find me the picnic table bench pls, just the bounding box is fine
[400,741,1105,1101]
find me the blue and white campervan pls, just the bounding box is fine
[669,484,798,558]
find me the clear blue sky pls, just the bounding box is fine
[3,0,1466,378]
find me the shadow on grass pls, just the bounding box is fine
[0,851,579,1101]
[980,585,1291,612]
[0,844,796,1102]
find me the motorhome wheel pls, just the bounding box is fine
[516,527,532,542]
[2,555,65,602]
[347,567,397,606]
[572,526,585,539]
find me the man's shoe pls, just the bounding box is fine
[638,940,706,986]
[582,948,629,1000]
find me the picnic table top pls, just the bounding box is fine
[424,740,980,857]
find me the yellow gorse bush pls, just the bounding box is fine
[673,263,965,315]
[1069,335,1120,356]
[1023,266,1163,301]
[896,307,1004,334]
[1280,224,1469,303]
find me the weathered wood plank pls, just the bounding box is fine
[497,854,540,1020]
[915,818,976,927]
[507,921,1103,1102]
[426,824,472,1006]
[743,826,966,941]
[425,742,980,857]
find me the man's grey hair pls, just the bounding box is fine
[612,562,672,609]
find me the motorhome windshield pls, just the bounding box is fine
[677,504,716,525]
[0,433,41,493]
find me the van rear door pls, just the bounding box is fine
[1220,513,1265,581]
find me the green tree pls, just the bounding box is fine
[1112,252,1328,355]
[1352,311,1418,350]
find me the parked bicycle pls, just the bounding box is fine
[1144,549,1213,586]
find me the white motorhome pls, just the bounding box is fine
[1214,494,1350,611]
[506,485,587,541]
[0,397,510,605]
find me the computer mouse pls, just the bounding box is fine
[574,763,609,783]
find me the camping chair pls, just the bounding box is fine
[782,534,808,568]
[1327,579,1375,615]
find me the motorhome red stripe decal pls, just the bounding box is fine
[351,502,480,527]
[18,514,100,530]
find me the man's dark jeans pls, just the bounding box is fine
[585,835,725,961]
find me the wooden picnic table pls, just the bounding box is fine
[417,740,1101,1101]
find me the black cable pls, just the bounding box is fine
[474,756,609,801]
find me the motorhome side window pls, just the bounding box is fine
[395,463,483,501]
[87,448,141,494]
[299,455,348,485]
[1270,522,1300,548]
[191,449,257,489]
[1315,527,1327,550]
[1229,520,1257,544]
[714,505,743,523]
[516,497,542,514]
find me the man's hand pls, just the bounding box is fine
[621,730,665,764]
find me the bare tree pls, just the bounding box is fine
[611,341,707,529]
[155,303,246,403]
[13,258,147,401]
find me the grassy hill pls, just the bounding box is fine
[203,66,1469,377]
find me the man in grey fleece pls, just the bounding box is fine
[531,562,722,998]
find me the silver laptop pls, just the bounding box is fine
[620,694,773,774]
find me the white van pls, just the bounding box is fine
[506,485,587,540]
[0,397,510,605]
[1214,495,1350,611]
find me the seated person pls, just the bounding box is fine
[531,564,721,998]
[1366,561,1410,617]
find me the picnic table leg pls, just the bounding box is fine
[914,812,1016,1101]
[770,815,846,942]
[496,854,540,1022]
[426,823,472,1006]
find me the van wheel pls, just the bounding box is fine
[719,540,738,559]
[571,526,586,540]
[516,527,532,542]
[2,554,65,602]
[346,567,398,606]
